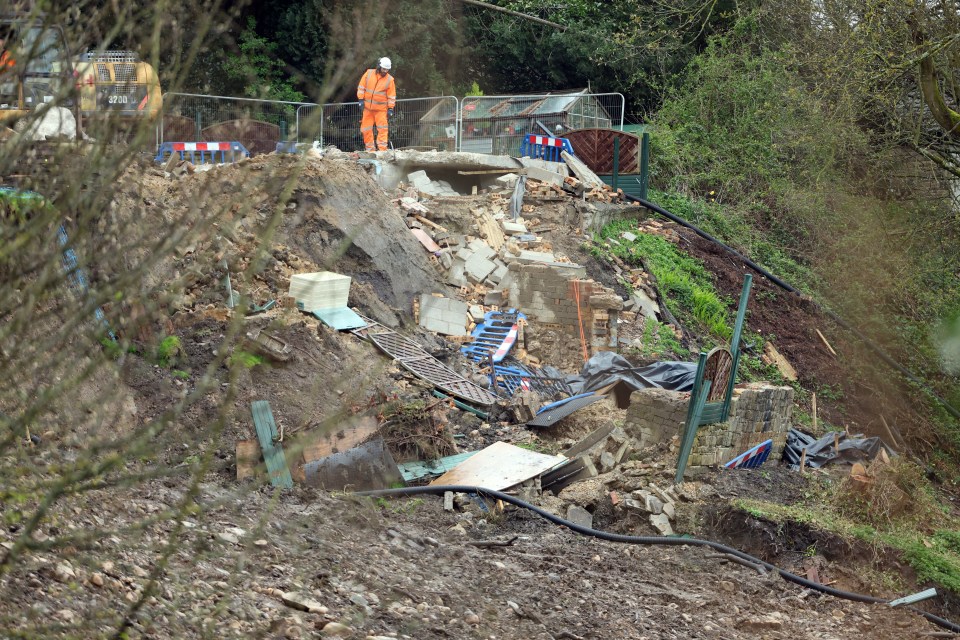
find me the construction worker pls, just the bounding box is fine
[357,57,396,152]
[0,37,14,70]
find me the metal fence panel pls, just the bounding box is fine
[159,93,313,155]
[453,92,624,154]
[296,96,459,152]
[156,91,625,157]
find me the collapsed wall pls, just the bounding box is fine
[624,383,794,469]
[502,262,623,370]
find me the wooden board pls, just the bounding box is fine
[564,128,642,175]
[430,441,566,490]
[762,341,798,381]
[251,400,294,488]
[236,440,261,481]
[301,416,379,463]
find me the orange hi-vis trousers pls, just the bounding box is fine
[360,108,388,152]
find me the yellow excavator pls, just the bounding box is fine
[0,15,72,130]
[1,14,162,141]
[73,50,162,122]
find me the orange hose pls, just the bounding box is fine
[573,280,588,363]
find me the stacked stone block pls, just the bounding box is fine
[623,388,690,448]
[623,383,794,469]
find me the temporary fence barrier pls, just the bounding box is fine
[158,93,313,155]
[154,141,250,164]
[157,91,624,157]
[453,91,625,155]
[296,95,460,151]
[518,134,575,162]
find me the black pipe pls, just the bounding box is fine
[629,196,960,422]
[359,485,960,633]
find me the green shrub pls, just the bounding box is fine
[155,336,182,368]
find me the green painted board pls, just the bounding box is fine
[251,400,293,489]
[397,451,479,482]
[312,307,366,330]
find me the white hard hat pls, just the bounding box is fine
[378,57,392,70]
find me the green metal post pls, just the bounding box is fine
[639,131,650,200]
[722,274,753,420]
[676,379,711,484]
[612,137,620,191]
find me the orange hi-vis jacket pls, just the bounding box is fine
[357,69,396,112]
[0,50,14,69]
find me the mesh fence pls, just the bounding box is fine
[296,96,459,151]
[158,92,624,157]
[158,93,313,155]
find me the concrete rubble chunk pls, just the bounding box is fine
[566,505,594,529]
[496,173,520,189]
[522,165,565,188]
[469,305,485,323]
[446,259,468,287]
[487,264,510,286]
[561,150,605,189]
[467,239,497,261]
[514,250,557,264]
[662,502,676,520]
[464,254,498,284]
[631,290,660,321]
[518,156,569,176]
[621,231,638,242]
[599,451,616,473]
[501,220,528,235]
[649,513,674,535]
[282,591,328,614]
[419,294,468,337]
[645,494,664,515]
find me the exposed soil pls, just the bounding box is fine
[1,151,957,639]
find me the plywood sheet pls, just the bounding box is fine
[430,441,566,490]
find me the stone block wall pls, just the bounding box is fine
[623,388,690,448]
[624,383,794,469]
[505,263,621,366]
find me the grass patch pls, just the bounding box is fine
[597,220,731,340]
[731,460,960,595]
[155,335,182,368]
[628,316,689,360]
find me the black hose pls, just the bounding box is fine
[629,196,960,422]
[359,485,960,633]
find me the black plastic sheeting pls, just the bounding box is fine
[782,428,897,469]
[564,351,697,407]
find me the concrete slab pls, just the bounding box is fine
[514,250,558,264]
[446,259,468,287]
[464,254,497,284]
[467,238,497,261]
[631,290,660,321]
[419,294,468,336]
[488,264,509,285]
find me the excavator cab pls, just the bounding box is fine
[0,17,72,125]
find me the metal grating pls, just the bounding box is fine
[353,315,498,407]
[95,63,111,82]
[113,63,137,83]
